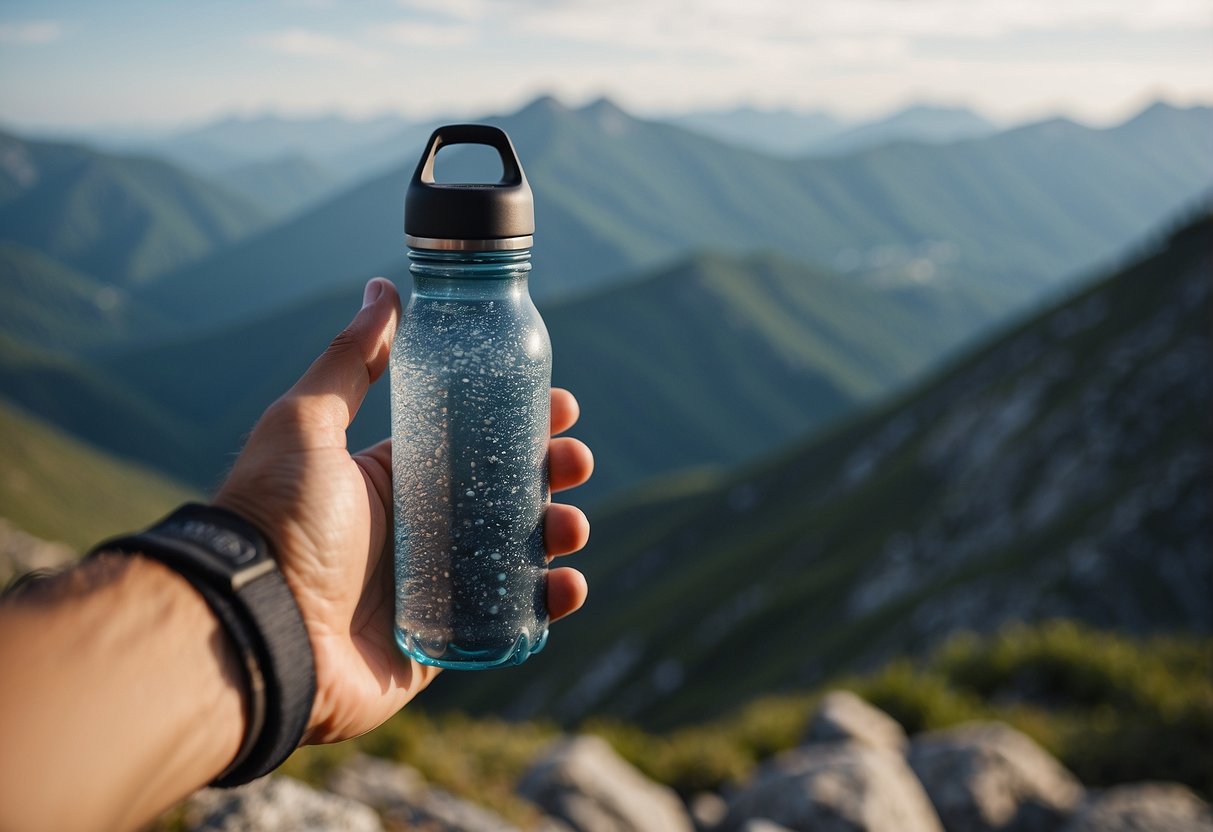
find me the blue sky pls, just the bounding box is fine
[1,0,1210,130]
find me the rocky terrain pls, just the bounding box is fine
[180,691,1213,832]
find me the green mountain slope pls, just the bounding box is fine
[138,98,1213,332]
[86,251,979,502]
[0,397,198,552]
[427,214,1213,727]
[0,242,169,354]
[0,334,210,485]
[215,154,340,220]
[0,130,267,286]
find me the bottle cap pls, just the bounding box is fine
[404,124,534,251]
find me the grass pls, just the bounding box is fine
[0,397,199,557]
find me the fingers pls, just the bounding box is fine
[550,437,593,493]
[544,503,589,558]
[547,567,588,622]
[355,437,393,478]
[551,388,580,436]
[287,278,400,434]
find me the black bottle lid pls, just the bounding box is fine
[404,124,534,251]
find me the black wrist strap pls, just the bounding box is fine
[89,503,316,787]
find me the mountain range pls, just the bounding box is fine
[429,212,1213,727]
[1,96,1211,510]
[132,98,1213,337]
[0,130,266,288]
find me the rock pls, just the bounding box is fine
[907,722,1083,832]
[739,821,795,832]
[0,519,74,588]
[326,753,519,832]
[722,743,943,832]
[518,735,694,832]
[1063,783,1213,832]
[803,691,907,753]
[185,776,383,832]
[690,791,728,830]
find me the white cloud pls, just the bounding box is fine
[374,0,1213,83]
[254,28,387,66]
[377,21,475,48]
[0,20,63,45]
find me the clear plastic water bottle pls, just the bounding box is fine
[392,125,551,669]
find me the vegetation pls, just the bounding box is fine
[0,397,198,554]
[279,621,1212,822]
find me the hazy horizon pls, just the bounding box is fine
[1,0,1210,134]
[4,90,1210,145]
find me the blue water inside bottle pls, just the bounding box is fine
[391,248,551,669]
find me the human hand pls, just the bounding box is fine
[214,277,592,746]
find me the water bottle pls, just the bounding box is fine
[392,124,551,669]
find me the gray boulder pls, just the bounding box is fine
[803,691,908,753]
[186,775,383,832]
[908,722,1083,832]
[722,742,944,832]
[326,753,519,832]
[1063,783,1213,832]
[518,735,694,832]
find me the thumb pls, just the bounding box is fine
[287,277,400,432]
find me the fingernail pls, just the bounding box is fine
[362,279,384,309]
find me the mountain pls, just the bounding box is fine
[664,106,844,156]
[667,103,997,157]
[427,213,1213,727]
[73,250,983,501]
[137,97,1213,334]
[0,242,169,355]
[0,130,267,287]
[143,112,415,175]
[0,333,208,483]
[808,104,998,156]
[215,154,341,220]
[0,397,198,554]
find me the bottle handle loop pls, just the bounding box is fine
[413,124,524,188]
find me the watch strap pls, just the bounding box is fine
[90,503,316,787]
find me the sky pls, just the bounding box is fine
[1,0,1211,131]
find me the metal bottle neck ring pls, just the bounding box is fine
[405,234,534,252]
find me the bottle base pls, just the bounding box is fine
[395,626,549,670]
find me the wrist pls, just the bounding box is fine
[111,554,250,781]
[0,554,247,831]
[90,502,317,786]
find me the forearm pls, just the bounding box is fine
[0,554,246,832]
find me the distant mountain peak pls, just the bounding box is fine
[580,96,626,116]
[517,94,570,118]
[578,96,634,135]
